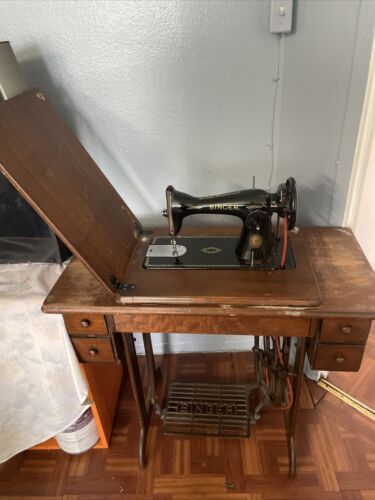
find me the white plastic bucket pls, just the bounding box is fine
[55,408,99,454]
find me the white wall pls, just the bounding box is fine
[1,0,374,353]
[355,137,375,270]
[344,35,375,271]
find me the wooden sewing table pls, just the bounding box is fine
[1,89,374,478]
[42,226,375,478]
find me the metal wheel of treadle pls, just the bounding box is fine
[251,335,304,479]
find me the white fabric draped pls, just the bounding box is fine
[0,263,89,463]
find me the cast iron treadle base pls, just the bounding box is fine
[162,382,250,438]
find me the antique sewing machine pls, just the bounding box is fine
[144,177,300,438]
[144,177,297,270]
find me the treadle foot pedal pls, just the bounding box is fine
[162,382,250,437]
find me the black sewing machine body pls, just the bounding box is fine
[144,177,297,270]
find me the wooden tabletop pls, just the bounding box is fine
[43,227,375,319]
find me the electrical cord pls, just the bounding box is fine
[280,213,288,269]
[268,34,282,189]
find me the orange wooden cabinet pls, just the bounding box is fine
[31,362,123,450]
[31,314,124,451]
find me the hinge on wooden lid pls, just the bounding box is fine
[110,275,136,293]
[133,222,143,238]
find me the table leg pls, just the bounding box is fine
[121,332,150,468]
[142,333,157,404]
[284,336,307,479]
[253,336,259,380]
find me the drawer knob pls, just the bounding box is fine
[335,355,345,363]
[80,319,91,328]
[341,325,352,334]
[88,347,98,357]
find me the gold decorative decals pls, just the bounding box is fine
[209,204,239,210]
[200,246,223,254]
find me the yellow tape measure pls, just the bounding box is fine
[317,378,375,422]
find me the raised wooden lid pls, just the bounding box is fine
[0,88,141,295]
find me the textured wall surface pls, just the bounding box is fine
[1,0,373,353]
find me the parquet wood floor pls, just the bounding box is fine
[1,343,374,500]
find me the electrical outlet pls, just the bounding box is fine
[270,0,293,34]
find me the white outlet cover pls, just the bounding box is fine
[270,0,293,34]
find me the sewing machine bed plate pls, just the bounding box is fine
[144,236,295,270]
[118,229,321,307]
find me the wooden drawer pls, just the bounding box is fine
[310,344,365,372]
[71,337,115,363]
[64,314,108,335]
[320,318,371,344]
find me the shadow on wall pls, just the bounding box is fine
[17,45,164,225]
[18,47,78,136]
[295,176,334,227]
